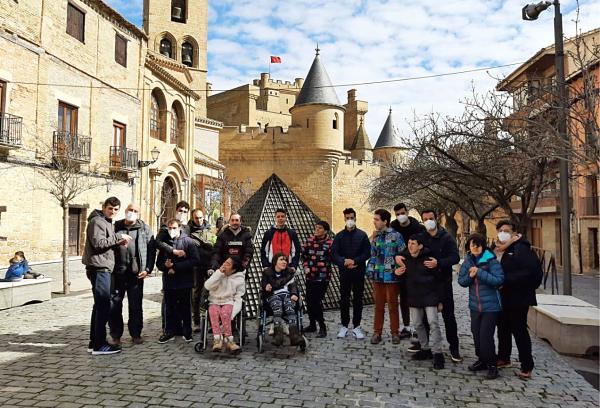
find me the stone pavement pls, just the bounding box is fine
[0,276,597,408]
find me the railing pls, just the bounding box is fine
[0,113,23,147]
[532,246,559,294]
[52,130,91,163]
[109,146,138,172]
[581,196,599,216]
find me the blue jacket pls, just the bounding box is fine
[4,261,27,280]
[366,228,405,283]
[458,249,504,313]
[331,227,371,274]
[157,233,199,290]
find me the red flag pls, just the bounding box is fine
[270,56,282,63]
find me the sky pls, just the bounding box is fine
[106,0,600,144]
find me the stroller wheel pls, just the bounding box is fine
[257,335,264,353]
[194,341,205,353]
[298,336,307,352]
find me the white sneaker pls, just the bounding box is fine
[337,326,349,338]
[352,326,365,340]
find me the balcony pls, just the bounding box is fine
[52,131,91,163]
[0,113,23,148]
[109,146,138,172]
[581,196,599,216]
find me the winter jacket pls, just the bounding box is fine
[331,227,371,275]
[188,220,214,271]
[418,227,460,282]
[204,270,246,317]
[211,226,254,270]
[367,228,406,283]
[493,238,543,308]
[458,249,504,313]
[261,266,299,297]
[155,222,191,256]
[390,216,426,245]
[114,219,156,275]
[157,233,199,290]
[260,226,302,268]
[302,234,334,282]
[4,261,27,280]
[402,248,444,308]
[82,209,124,271]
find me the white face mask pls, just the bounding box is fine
[424,220,437,231]
[345,219,356,229]
[498,231,512,243]
[176,212,188,223]
[168,228,180,239]
[397,214,409,224]
[125,211,138,222]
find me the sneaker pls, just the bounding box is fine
[182,334,193,343]
[212,337,223,352]
[316,323,327,338]
[91,344,122,356]
[407,342,421,353]
[497,360,512,369]
[337,326,349,338]
[433,353,445,369]
[412,349,433,361]
[391,334,401,345]
[486,365,499,380]
[399,328,411,339]
[273,325,284,346]
[158,334,175,344]
[108,337,122,347]
[468,360,487,372]
[450,348,463,363]
[131,337,144,345]
[87,341,93,353]
[226,339,241,354]
[370,334,382,344]
[352,326,366,340]
[289,325,301,346]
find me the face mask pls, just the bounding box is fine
[498,232,512,243]
[397,214,409,224]
[168,229,180,239]
[176,212,188,223]
[345,219,356,229]
[125,211,138,222]
[424,220,437,231]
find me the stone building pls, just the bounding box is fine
[0,0,222,273]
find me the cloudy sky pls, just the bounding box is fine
[107,0,599,144]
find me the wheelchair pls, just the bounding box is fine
[194,288,244,354]
[256,294,308,353]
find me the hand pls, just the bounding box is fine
[469,266,478,278]
[207,269,215,276]
[394,266,406,276]
[437,303,443,312]
[291,295,298,302]
[265,284,272,292]
[137,271,148,280]
[168,268,175,275]
[121,233,132,242]
[423,257,438,269]
[172,249,186,257]
[343,258,354,267]
[395,255,406,267]
[165,259,173,268]
[304,267,311,275]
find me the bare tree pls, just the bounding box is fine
[145,181,177,228]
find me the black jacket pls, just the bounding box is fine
[155,223,191,256]
[156,233,199,290]
[261,266,299,296]
[494,238,543,308]
[331,227,371,274]
[418,227,460,282]
[390,216,426,244]
[260,226,301,268]
[188,220,214,270]
[114,219,156,275]
[211,226,254,270]
[402,248,444,307]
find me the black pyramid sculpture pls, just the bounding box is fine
[238,174,374,319]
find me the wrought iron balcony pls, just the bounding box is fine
[0,113,23,148]
[52,130,91,163]
[109,146,138,172]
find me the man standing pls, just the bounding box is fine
[390,203,425,339]
[82,197,131,355]
[260,208,301,269]
[210,213,254,273]
[188,209,214,333]
[109,203,156,346]
[331,208,371,339]
[156,200,191,256]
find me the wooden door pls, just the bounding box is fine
[68,208,81,256]
[112,122,126,167]
[58,102,78,133]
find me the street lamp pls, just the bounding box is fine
[138,146,160,168]
[522,0,572,295]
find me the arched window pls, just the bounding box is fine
[170,108,179,144]
[181,42,194,67]
[159,38,172,58]
[161,177,178,225]
[171,0,187,23]
[171,102,185,149]
[150,94,160,139]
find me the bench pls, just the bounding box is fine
[528,294,599,356]
[0,278,52,310]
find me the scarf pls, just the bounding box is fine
[493,233,522,260]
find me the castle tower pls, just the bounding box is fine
[373,108,405,163]
[350,118,373,161]
[343,89,368,151]
[143,0,208,114]
[289,47,345,152]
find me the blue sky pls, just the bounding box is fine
[106,0,599,142]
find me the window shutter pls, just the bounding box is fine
[67,3,85,42]
[115,34,127,67]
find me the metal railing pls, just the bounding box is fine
[532,246,559,294]
[581,196,599,216]
[109,146,138,171]
[52,130,91,162]
[0,112,23,147]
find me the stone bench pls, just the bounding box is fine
[528,294,599,356]
[0,278,52,310]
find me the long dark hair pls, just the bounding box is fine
[271,252,288,270]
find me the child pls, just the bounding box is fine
[204,257,245,354]
[396,234,445,369]
[15,251,44,279]
[458,233,504,380]
[261,252,300,346]
[2,253,27,282]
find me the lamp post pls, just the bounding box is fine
[138,146,160,168]
[523,0,572,295]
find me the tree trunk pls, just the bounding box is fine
[475,218,487,236]
[444,211,459,240]
[62,204,70,295]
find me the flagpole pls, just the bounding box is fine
[269,60,271,76]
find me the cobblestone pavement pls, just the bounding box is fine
[0,275,597,408]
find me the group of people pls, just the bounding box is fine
[82,196,543,381]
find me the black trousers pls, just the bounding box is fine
[192,268,207,325]
[306,280,329,324]
[470,310,499,366]
[422,281,459,351]
[399,277,410,327]
[109,273,144,339]
[498,305,534,372]
[339,270,365,328]
[164,288,192,337]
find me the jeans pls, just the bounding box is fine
[470,310,499,366]
[109,273,144,339]
[498,305,534,372]
[339,270,365,328]
[372,282,400,336]
[305,280,329,324]
[164,288,192,337]
[410,306,442,354]
[87,268,112,350]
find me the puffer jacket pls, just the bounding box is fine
[366,228,406,283]
[204,270,246,317]
[82,209,123,271]
[458,249,504,312]
[261,266,299,297]
[401,248,444,308]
